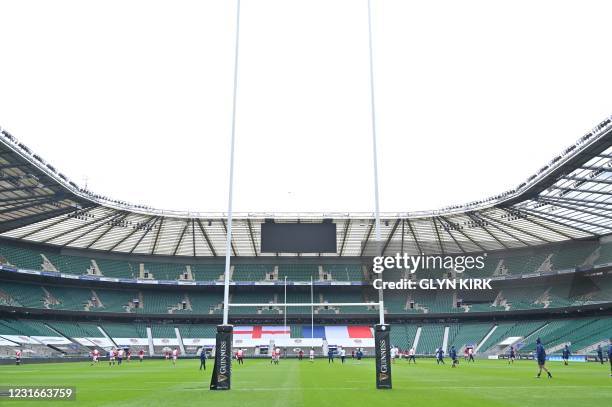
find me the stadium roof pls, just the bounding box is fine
[0,117,611,257]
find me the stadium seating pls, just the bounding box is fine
[559,318,612,353]
[176,324,217,338]
[46,321,103,338]
[102,322,147,338]
[278,264,319,282]
[231,291,277,315]
[2,275,611,317]
[477,321,546,353]
[0,319,58,336]
[150,324,177,338]
[232,264,272,281]
[0,244,47,270]
[0,281,45,308]
[325,264,363,281]
[94,288,139,313]
[446,322,492,351]
[181,292,223,314]
[94,258,138,278]
[1,239,610,284]
[1,317,610,359]
[520,319,595,353]
[596,242,612,264]
[389,324,417,350]
[189,264,223,280]
[141,291,184,314]
[550,241,598,270]
[416,325,445,354]
[44,286,93,311]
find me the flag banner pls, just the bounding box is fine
[301,325,373,339]
[374,324,392,389]
[233,326,291,339]
[210,325,232,391]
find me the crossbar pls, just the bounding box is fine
[228,302,382,307]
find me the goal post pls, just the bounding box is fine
[211,301,392,390]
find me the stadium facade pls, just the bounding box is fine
[0,117,611,360]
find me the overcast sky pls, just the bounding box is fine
[1,0,610,214]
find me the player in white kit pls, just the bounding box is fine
[172,348,179,366]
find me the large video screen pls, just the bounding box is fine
[260,222,337,253]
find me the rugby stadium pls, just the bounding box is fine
[1,0,612,403]
[0,114,611,406]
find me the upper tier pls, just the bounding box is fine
[1,238,611,282]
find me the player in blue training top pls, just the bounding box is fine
[508,346,516,365]
[436,347,445,365]
[535,338,552,379]
[608,338,612,377]
[562,344,571,366]
[199,347,206,371]
[450,346,458,368]
[596,344,604,365]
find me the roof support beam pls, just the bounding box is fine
[539,196,612,207]
[471,212,529,246]
[517,207,597,236]
[548,186,612,196]
[150,217,165,254]
[405,219,423,254]
[400,219,405,254]
[0,196,62,215]
[381,218,401,256]
[246,218,258,257]
[339,219,351,256]
[478,211,551,244]
[17,206,98,240]
[0,175,43,183]
[85,213,130,249]
[0,195,57,204]
[536,198,612,222]
[172,220,190,256]
[579,165,612,171]
[128,217,161,254]
[504,208,575,240]
[192,220,196,257]
[61,211,126,246]
[0,164,31,170]
[221,219,237,256]
[108,216,157,252]
[196,219,216,257]
[435,216,466,253]
[523,206,609,230]
[0,186,46,194]
[0,206,79,234]
[432,218,445,254]
[438,215,486,252]
[360,222,374,257]
[466,213,509,249]
[560,175,612,185]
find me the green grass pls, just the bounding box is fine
[0,358,611,407]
